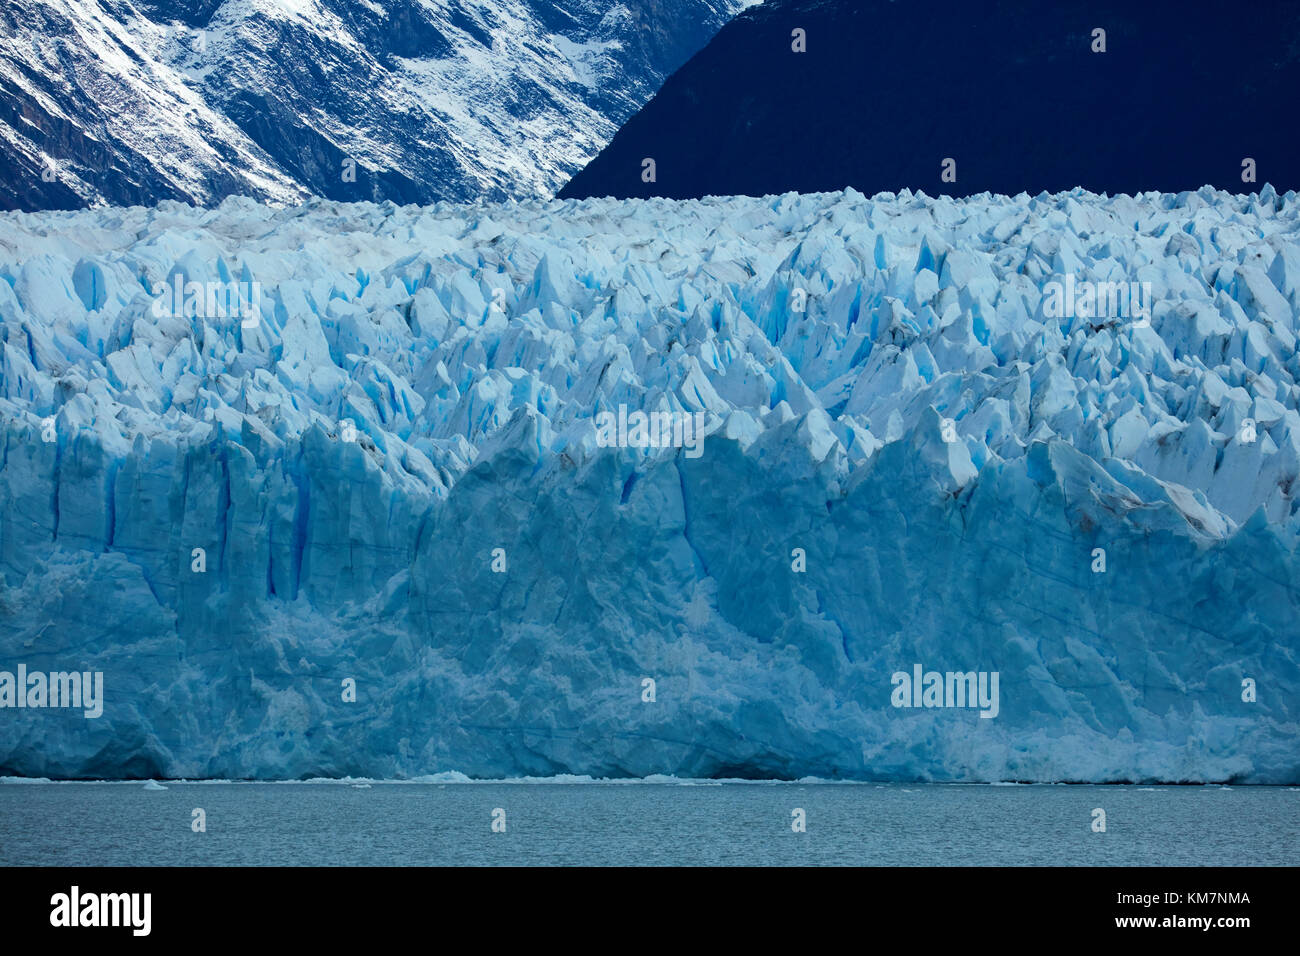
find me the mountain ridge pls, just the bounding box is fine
[0,0,754,211]
[561,0,1300,201]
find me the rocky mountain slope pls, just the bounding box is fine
[0,0,753,210]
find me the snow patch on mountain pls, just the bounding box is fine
[0,0,754,210]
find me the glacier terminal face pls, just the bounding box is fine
[0,187,1298,782]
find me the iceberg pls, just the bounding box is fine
[0,187,1297,783]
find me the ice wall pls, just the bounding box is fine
[0,187,1297,781]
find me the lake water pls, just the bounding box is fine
[1,781,1295,866]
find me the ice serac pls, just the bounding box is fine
[1,186,1298,782]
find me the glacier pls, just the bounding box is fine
[0,186,1298,782]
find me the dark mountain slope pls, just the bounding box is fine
[561,0,1300,200]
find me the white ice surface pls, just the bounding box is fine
[0,186,1297,782]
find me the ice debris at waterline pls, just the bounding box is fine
[0,188,1298,783]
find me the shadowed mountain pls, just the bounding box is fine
[561,0,1300,200]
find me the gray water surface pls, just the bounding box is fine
[1,782,1295,866]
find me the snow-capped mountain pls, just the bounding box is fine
[562,0,1300,200]
[1,187,1297,781]
[0,0,755,211]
